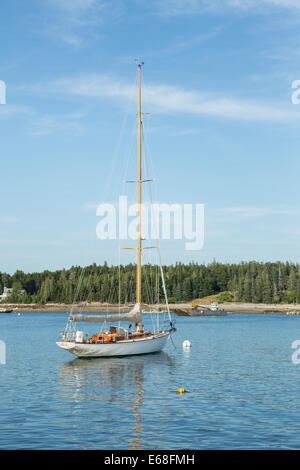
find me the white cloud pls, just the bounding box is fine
[220,206,300,219]
[44,0,110,48]
[252,0,300,9]
[153,0,300,15]
[42,0,300,49]
[51,74,300,123]
[0,105,33,117]
[30,110,86,137]
[61,33,87,48]
[48,0,98,11]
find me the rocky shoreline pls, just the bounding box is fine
[219,303,300,314]
[1,302,300,314]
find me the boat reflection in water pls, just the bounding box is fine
[57,352,173,450]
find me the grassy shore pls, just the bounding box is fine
[1,301,300,314]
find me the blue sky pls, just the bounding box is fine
[1,0,300,273]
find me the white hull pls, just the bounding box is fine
[56,330,171,358]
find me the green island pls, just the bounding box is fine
[1,261,300,314]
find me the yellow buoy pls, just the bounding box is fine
[177,388,185,394]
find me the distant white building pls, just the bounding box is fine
[0,287,13,301]
[0,286,26,302]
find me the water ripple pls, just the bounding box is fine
[0,313,300,449]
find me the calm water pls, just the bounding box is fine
[0,312,300,449]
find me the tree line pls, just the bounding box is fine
[1,261,300,304]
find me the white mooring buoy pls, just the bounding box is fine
[182,340,191,349]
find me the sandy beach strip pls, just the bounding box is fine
[1,302,300,314]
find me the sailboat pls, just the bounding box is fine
[56,64,176,358]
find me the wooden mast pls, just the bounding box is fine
[137,63,142,309]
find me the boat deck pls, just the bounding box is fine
[80,330,154,344]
